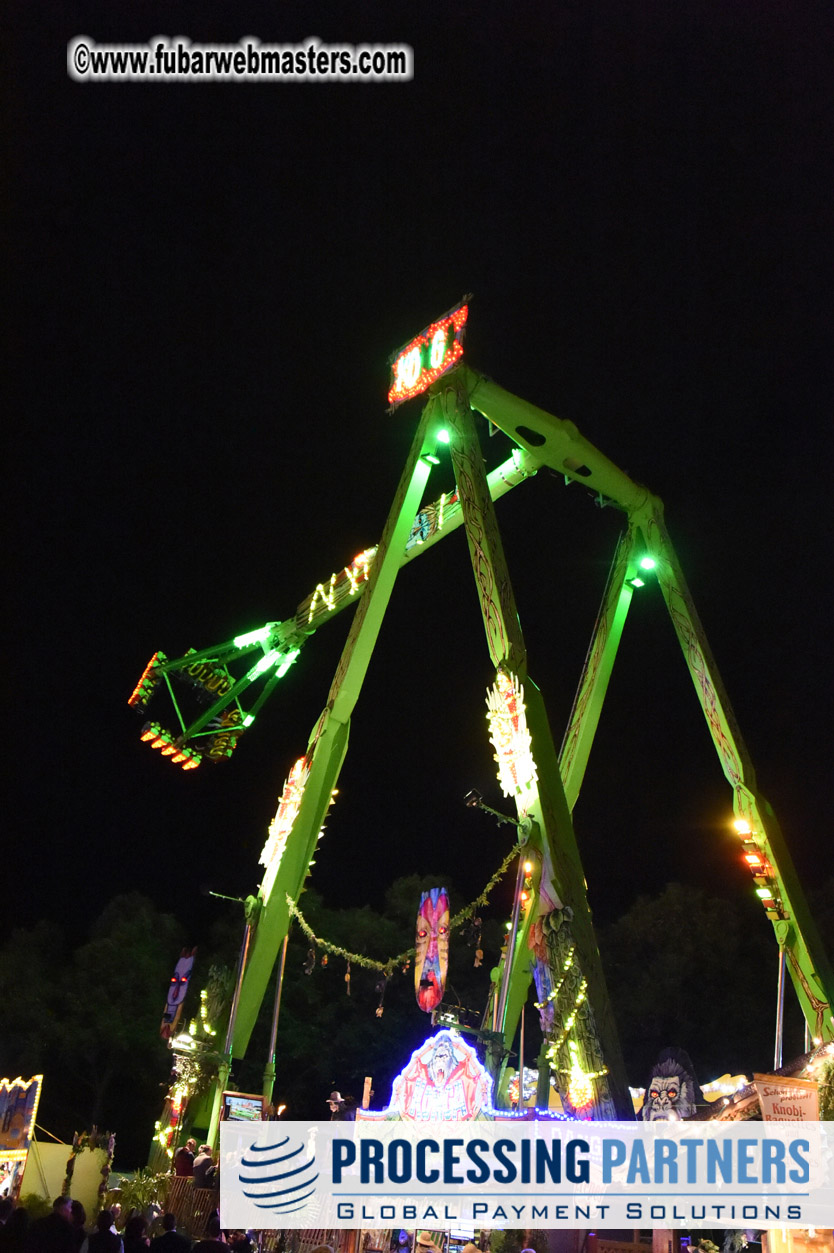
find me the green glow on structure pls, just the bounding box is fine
[276,648,301,678]
[639,556,657,571]
[234,625,273,648]
[252,648,281,677]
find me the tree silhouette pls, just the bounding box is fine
[598,881,808,1088]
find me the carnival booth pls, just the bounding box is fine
[0,1075,42,1201]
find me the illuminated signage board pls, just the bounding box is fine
[355,1029,494,1121]
[388,300,469,407]
[0,1076,42,1159]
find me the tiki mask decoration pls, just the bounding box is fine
[414,887,450,1012]
[160,947,196,1040]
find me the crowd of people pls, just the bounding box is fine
[0,1193,253,1253]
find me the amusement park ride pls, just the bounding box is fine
[130,300,834,1138]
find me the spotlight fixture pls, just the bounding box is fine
[463,787,521,827]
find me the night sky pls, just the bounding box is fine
[8,2,833,1053]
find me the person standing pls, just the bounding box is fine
[0,1207,30,1253]
[325,1092,355,1121]
[190,1217,224,1253]
[25,1196,76,1253]
[68,1204,86,1253]
[81,1211,122,1253]
[173,1141,196,1178]
[191,1148,214,1191]
[121,1217,148,1253]
[149,1215,189,1253]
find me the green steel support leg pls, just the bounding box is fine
[439,378,632,1117]
[559,528,639,811]
[230,398,444,1060]
[460,359,834,1051]
[637,501,834,1043]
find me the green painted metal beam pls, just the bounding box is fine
[635,500,834,1043]
[437,376,633,1118]
[231,398,442,1058]
[460,360,834,1048]
[559,528,639,812]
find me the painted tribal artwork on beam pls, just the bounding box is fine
[414,887,450,1012]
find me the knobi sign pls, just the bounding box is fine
[221,1120,834,1230]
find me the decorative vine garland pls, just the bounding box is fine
[62,1127,115,1203]
[286,840,525,976]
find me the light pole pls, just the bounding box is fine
[263,931,290,1107]
[205,892,261,1149]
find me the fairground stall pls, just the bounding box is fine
[0,1075,42,1201]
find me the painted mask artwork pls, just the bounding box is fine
[640,1048,699,1120]
[160,947,197,1040]
[387,1029,493,1120]
[414,887,450,1012]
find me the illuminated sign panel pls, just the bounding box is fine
[354,1029,495,1121]
[0,1076,42,1160]
[388,301,469,407]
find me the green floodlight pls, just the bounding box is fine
[639,556,657,571]
[437,429,451,444]
[233,624,275,649]
[630,576,645,588]
[275,647,301,678]
[252,648,282,678]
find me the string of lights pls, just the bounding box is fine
[536,906,614,1118]
[153,986,221,1158]
[534,944,575,1010]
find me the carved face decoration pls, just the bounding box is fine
[427,1036,455,1089]
[414,888,450,1012]
[641,1053,698,1121]
[645,1075,683,1119]
[160,948,196,1039]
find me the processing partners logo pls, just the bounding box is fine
[222,1120,834,1231]
[237,1130,319,1219]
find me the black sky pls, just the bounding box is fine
[7,1,833,1025]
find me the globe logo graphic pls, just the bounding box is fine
[238,1135,319,1216]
